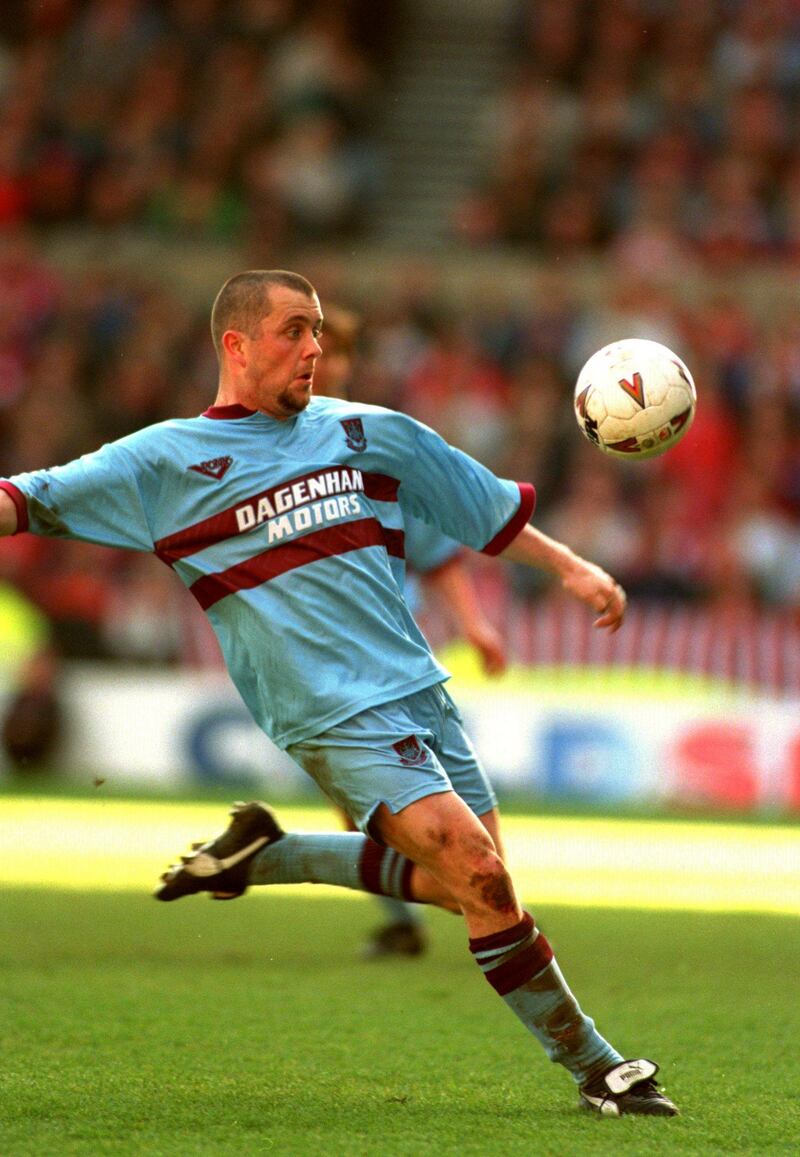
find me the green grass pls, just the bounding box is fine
[1,890,798,1156]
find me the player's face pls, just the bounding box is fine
[241,287,323,418]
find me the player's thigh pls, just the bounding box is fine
[287,694,454,837]
[430,685,498,821]
[427,687,505,858]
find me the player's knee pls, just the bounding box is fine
[462,852,518,919]
[437,837,517,919]
[426,818,495,873]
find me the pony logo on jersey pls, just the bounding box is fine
[392,735,428,766]
[340,418,367,452]
[189,455,233,480]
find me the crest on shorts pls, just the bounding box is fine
[340,417,367,452]
[392,734,428,767]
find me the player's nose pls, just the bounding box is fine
[305,333,322,358]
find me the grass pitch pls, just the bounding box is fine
[1,799,799,1155]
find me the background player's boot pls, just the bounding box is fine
[361,921,427,959]
[154,801,283,901]
[579,1059,678,1117]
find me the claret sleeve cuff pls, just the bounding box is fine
[481,482,536,556]
[0,481,28,534]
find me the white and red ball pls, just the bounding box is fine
[574,338,696,460]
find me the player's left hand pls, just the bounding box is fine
[499,524,626,632]
[562,563,626,632]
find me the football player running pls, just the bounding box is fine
[0,270,676,1118]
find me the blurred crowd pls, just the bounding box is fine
[460,0,800,266]
[0,0,798,675]
[0,0,392,245]
[5,0,800,262]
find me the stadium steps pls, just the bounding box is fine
[372,0,514,249]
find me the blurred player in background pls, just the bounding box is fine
[0,270,677,1117]
[315,305,506,958]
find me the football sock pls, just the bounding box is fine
[375,895,423,927]
[248,832,416,901]
[470,912,623,1085]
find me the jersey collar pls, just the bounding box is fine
[201,404,257,420]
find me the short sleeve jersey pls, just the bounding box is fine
[1,397,534,746]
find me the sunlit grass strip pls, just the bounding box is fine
[2,796,798,914]
[439,641,746,701]
[502,813,800,915]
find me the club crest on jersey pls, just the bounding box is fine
[392,735,428,767]
[340,417,367,452]
[189,455,233,480]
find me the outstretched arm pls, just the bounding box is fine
[425,557,507,677]
[0,489,18,536]
[500,523,626,632]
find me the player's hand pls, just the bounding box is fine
[561,561,626,632]
[466,622,508,677]
[499,524,626,631]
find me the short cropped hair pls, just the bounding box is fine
[210,269,316,357]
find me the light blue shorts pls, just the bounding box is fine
[287,683,497,837]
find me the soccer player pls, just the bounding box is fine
[0,270,677,1117]
[315,304,507,958]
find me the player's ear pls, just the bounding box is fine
[222,329,247,366]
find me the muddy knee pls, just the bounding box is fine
[463,854,517,917]
[433,839,517,919]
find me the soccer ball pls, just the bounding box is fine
[573,338,696,460]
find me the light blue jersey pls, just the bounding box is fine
[2,397,534,746]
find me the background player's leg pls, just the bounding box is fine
[476,806,505,858]
[362,895,428,958]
